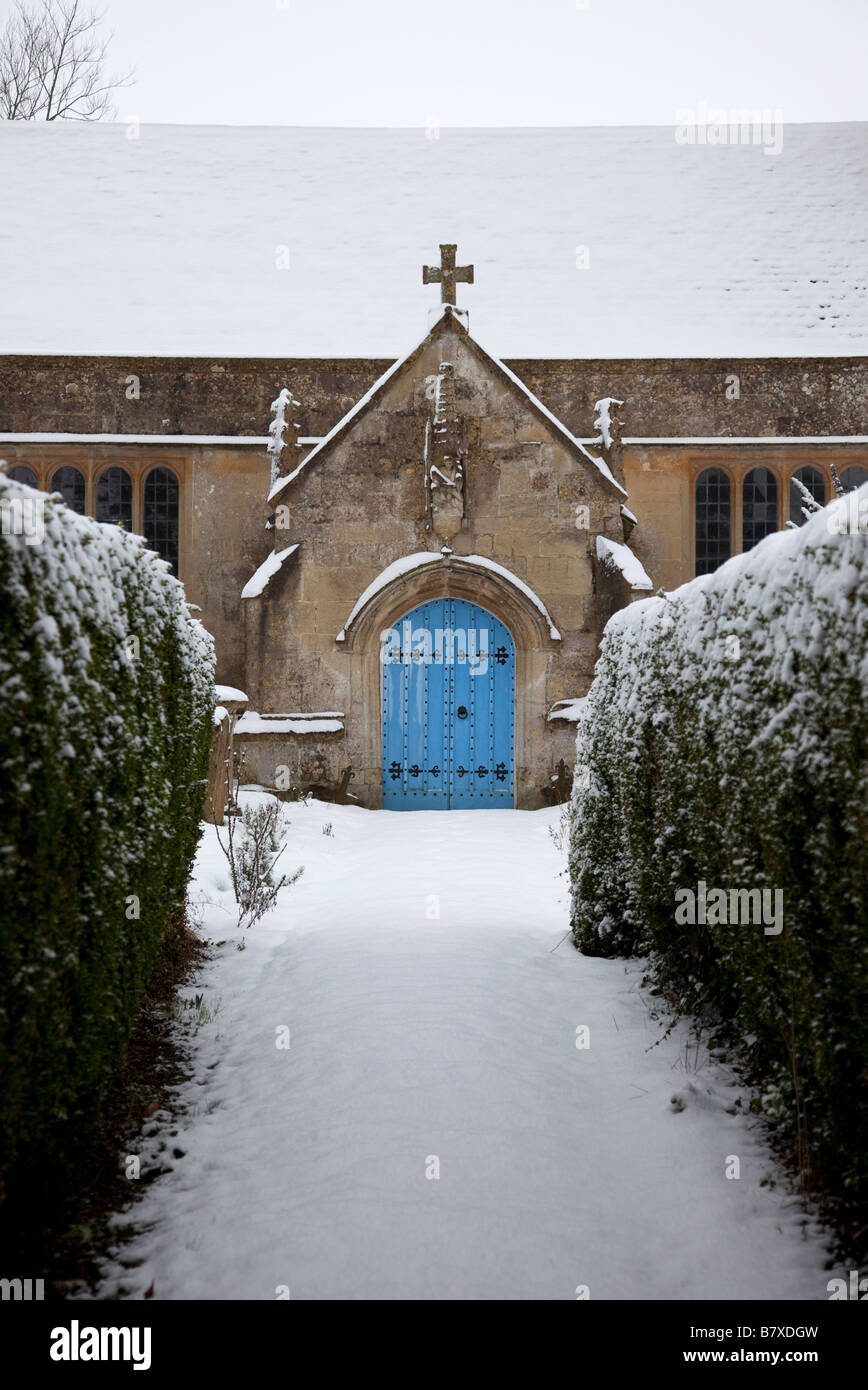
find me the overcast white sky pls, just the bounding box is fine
[27,0,868,126]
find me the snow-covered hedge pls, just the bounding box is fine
[0,475,214,1183]
[570,487,868,1250]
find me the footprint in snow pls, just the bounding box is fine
[670,1080,739,1115]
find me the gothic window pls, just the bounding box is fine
[144,466,179,575]
[50,466,86,514]
[840,466,868,492]
[742,467,778,552]
[695,468,731,575]
[7,466,37,488]
[96,466,133,530]
[789,466,825,525]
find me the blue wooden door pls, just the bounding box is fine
[382,598,515,809]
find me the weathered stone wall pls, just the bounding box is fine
[189,447,274,691]
[2,354,866,438]
[510,358,868,440]
[0,356,391,438]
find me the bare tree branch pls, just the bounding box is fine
[0,0,134,121]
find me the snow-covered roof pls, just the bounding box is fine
[336,551,562,641]
[270,308,624,502]
[240,544,299,599]
[1,121,865,359]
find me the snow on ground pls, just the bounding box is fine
[96,793,834,1301]
[1,122,866,358]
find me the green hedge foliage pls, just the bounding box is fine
[570,487,868,1253]
[0,475,214,1189]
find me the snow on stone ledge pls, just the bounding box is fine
[215,684,249,703]
[547,697,587,723]
[235,710,344,736]
[213,705,229,727]
[0,432,271,446]
[596,536,654,591]
[241,545,299,599]
[335,551,562,641]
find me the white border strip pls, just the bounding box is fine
[3,432,865,447]
[618,436,868,446]
[0,433,270,445]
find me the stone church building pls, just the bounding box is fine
[2,210,867,807]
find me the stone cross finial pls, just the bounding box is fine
[422,243,474,305]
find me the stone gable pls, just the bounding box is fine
[240,312,631,807]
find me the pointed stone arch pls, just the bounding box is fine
[340,554,560,808]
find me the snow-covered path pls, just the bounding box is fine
[99,797,831,1301]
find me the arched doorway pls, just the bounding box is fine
[382,597,515,809]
